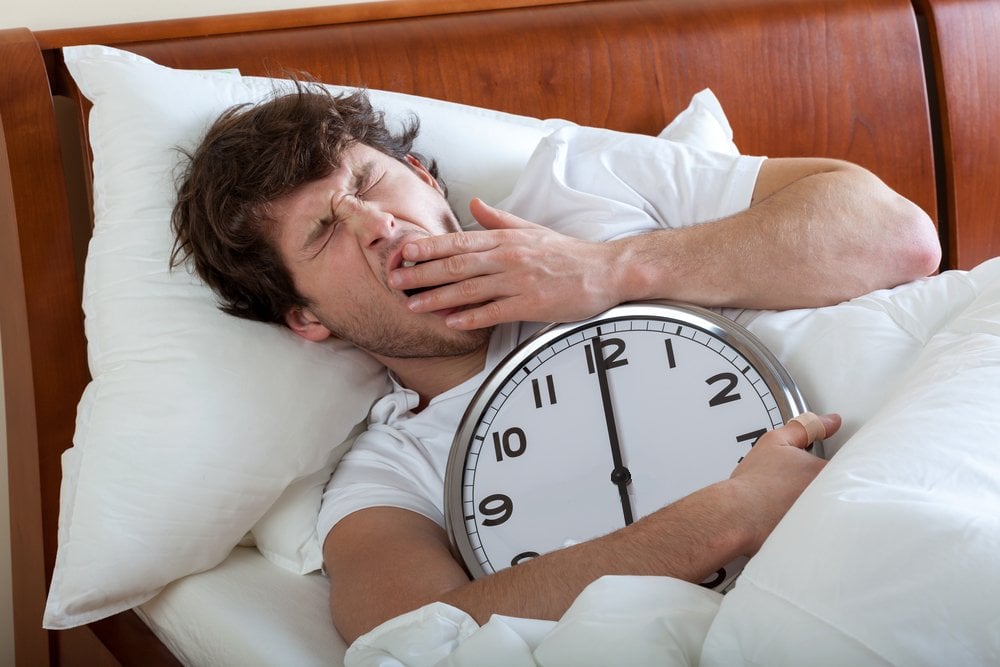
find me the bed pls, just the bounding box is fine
[2,0,999,665]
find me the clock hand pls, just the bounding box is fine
[591,335,634,526]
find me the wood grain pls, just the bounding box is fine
[917,0,1000,269]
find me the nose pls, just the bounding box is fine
[339,196,395,247]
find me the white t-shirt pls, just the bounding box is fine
[316,125,765,540]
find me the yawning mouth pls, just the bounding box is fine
[404,284,436,297]
[400,259,440,297]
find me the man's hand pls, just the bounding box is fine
[389,198,626,329]
[390,158,941,330]
[727,412,841,556]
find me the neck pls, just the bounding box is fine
[374,343,490,410]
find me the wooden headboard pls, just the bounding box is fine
[915,0,1000,269]
[2,0,993,663]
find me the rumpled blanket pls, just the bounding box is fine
[347,258,1000,667]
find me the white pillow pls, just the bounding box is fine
[49,44,739,629]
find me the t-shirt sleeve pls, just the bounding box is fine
[498,125,765,242]
[316,427,446,543]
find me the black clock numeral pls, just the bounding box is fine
[664,338,676,369]
[585,337,629,374]
[736,428,767,446]
[735,428,768,462]
[531,374,558,408]
[706,372,741,406]
[492,427,527,462]
[511,551,539,567]
[479,493,513,526]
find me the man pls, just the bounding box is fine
[171,84,941,645]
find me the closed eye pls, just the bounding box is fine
[303,215,336,256]
[354,163,385,200]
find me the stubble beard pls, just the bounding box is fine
[324,303,494,359]
[315,205,494,358]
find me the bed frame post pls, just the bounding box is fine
[0,27,90,666]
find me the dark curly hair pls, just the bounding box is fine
[170,82,440,324]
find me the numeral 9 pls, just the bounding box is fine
[479,493,513,526]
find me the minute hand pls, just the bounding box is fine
[591,335,634,526]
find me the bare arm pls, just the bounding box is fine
[326,413,839,644]
[390,158,941,329]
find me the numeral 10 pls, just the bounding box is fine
[493,427,527,462]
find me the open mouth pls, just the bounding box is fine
[400,260,441,297]
[404,284,437,297]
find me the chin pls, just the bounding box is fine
[395,325,493,359]
[341,320,492,360]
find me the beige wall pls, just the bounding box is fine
[0,3,380,664]
[4,0,379,31]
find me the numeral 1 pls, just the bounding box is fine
[664,338,676,369]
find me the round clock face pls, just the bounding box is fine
[445,302,810,590]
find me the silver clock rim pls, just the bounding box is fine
[444,300,810,579]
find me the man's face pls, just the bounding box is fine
[271,142,490,359]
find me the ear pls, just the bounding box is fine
[405,154,445,194]
[284,307,332,342]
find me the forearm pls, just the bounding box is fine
[329,483,746,643]
[394,160,940,328]
[330,415,834,643]
[440,480,746,624]
[615,162,941,309]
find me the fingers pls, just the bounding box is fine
[789,412,826,443]
[396,201,535,265]
[398,229,497,265]
[779,412,841,449]
[392,254,514,318]
[444,299,511,330]
[469,198,539,231]
[389,202,547,320]
[389,235,501,301]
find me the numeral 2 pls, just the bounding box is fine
[706,372,741,406]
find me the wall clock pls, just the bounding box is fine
[445,301,815,591]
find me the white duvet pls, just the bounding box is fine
[141,259,1000,667]
[342,257,1000,667]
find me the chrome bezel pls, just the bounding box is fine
[444,301,809,578]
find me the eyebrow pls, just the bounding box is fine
[299,160,376,252]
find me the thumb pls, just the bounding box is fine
[469,198,540,231]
